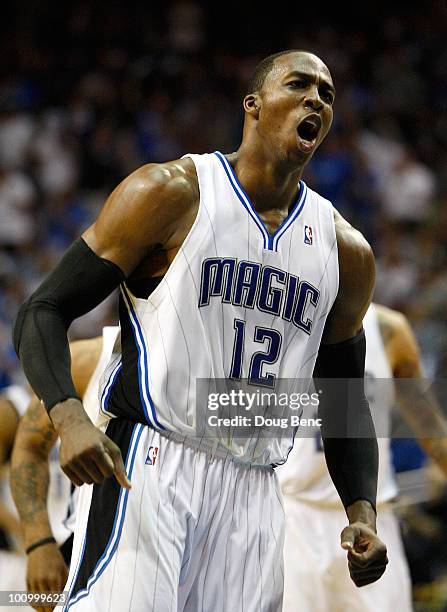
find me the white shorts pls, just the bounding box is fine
[0,550,33,612]
[282,497,413,612]
[64,419,285,611]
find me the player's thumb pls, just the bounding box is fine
[340,525,359,550]
[106,441,132,489]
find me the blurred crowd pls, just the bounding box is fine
[0,0,446,607]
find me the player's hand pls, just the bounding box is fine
[340,522,388,587]
[27,542,68,611]
[50,398,131,489]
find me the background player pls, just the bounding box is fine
[0,385,31,608]
[10,327,119,612]
[14,50,387,610]
[279,303,447,611]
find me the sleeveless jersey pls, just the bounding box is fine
[278,304,399,506]
[101,152,339,466]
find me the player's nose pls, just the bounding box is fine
[304,86,324,112]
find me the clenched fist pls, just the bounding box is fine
[50,398,131,489]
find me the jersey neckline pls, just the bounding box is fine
[214,151,308,252]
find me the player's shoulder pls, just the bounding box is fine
[127,157,199,205]
[304,187,370,259]
[333,209,375,292]
[333,208,372,259]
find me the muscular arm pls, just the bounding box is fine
[315,211,387,586]
[13,159,198,488]
[10,337,102,549]
[317,211,377,520]
[14,159,197,412]
[376,305,447,475]
[10,397,57,549]
[320,211,375,344]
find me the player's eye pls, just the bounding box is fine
[321,91,335,105]
[288,80,306,89]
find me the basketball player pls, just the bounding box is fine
[10,327,120,612]
[280,303,447,611]
[13,50,388,610]
[0,385,31,608]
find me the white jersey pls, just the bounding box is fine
[99,151,339,466]
[83,326,121,427]
[278,303,398,506]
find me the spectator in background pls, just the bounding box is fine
[374,225,420,310]
[0,108,35,173]
[381,147,436,225]
[0,165,36,251]
[306,127,353,217]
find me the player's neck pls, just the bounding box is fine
[231,143,304,214]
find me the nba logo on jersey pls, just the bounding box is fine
[304,225,313,245]
[145,446,159,466]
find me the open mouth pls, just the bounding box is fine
[297,114,322,146]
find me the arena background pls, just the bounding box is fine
[1,1,446,609]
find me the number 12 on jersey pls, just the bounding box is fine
[229,319,282,388]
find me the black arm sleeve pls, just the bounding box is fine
[314,329,379,513]
[13,238,125,412]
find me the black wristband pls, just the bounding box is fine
[315,329,379,512]
[25,536,56,555]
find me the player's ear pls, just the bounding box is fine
[243,94,261,118]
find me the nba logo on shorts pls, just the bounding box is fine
[304,225,313,245]
[145,446,159,466]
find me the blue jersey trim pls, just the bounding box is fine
[64,525,87,608]
[271,182,307,251]
[64,423,144,610]
[214,151,308,252]
[121,285,165,430]
[214,151,269,248]
[100,360,122,418]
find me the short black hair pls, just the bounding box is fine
[247,49,307,94]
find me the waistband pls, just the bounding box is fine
[157,428,275,471]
